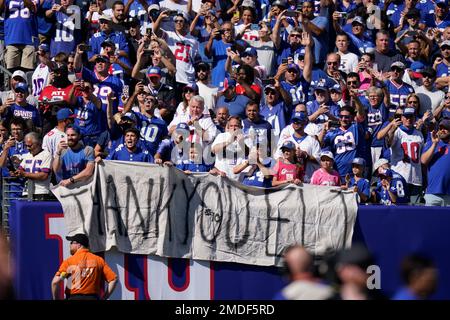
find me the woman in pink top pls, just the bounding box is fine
[310,151,341,186]
[356,53,375,91]
[272,141,304,187]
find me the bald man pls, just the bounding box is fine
[273,245,334,300]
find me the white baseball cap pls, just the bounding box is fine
[373,158,389,174]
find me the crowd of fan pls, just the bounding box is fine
[0,0,450,206]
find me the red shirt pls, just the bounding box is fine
[235,83,262,98]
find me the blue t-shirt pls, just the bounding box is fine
[4,0,39,46]
[374,170,410,205]
[216,94,250,119]
[88,30,129,59]
[107,144,154,163]
[210,39,232,87]
[306,100,340,125]
[60,145,95,179]
[349,176,370,201]
[242,161,274,188]
[7,103,41,127]
[176,161,212,172]
[423,140,450,195]
[299,16,328,64]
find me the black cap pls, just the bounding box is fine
[66,233,89,247]
[406,8,420,18]
[101,40,116,48]
[195,61,210,72]
[421,67,436,78]
[52,63,68,73]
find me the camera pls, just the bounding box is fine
[79,44,92,51]
[281,58,288,64]
[284,10,298,17]
[250,23,259,31]
[167,10,178,16]
[329,120,341,128]
[143,49,154,56]
[262,78,276,85]
[230,44,238,52]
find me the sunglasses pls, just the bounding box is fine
[407,100,419,104]
[442,46,450,51]
[446,96,450,100]
[290,34,301,38]
[327,61,339,65]
[222,28,232,32]
[340,115,352,119]
[347,81,358,85]
[391,67,403,72]
[174,19,184,23]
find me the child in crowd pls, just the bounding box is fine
[310,151,340,186]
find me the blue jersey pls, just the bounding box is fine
[60,145,95,179]
[7,103,41,127]
[36,0,53,36]
[1,140,28,197]
[385,80,415,115]
[281,77,310,106]
[242,160,274,188]
[306,100,340,125]
[88,30,129,60]
[364,101,389,148]
[107,144,154,163]
[436,61,450,78]
[349,176,370,201]
[134,112,168,156]
[324,123,365,177]
[73,98,103,136]
[81,67,123,131]
[375,170,409,205]
[423,140,450,195]
[424,12,450,30]
[4,0,39,46]
[260,102,287,138]
[216,94,250,118]
[50,7,81,57]
[210,39,232,87]
[277,42,305,65]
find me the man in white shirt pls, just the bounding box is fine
[195,62,218,113]
[15,132,53,200]
[336,33,359,75]
[211,116,248,180]
[415,68,445,114]
[43,108,76,157]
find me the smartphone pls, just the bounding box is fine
[329,120,341,128]
[336,11,347,18]
[167,10,178,16]
[233,10,240,20]
[143,49,154,56]
[230,44,237,52]
[281,58,288,64]
[79,44,92,51]
[262,78,275,86]
[146,27,152,35]
[284,10,298,17]
[251,23,259,31]
[394,114,402,121]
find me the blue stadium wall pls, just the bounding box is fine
[9,200,450,299]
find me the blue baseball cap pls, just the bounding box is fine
[379,168,393,178]
[291,112,308,122]
[38,43,50,52]
[403,107,416,116]
[410,61,425,72]
[57,108,76,121]
[242,47,258,57]
[176,122,190,132]
[147,66,161,78]
[436,0,448,7]
[281,140,296,150]
[220,78,237,92]
[287,63,300,73]
[352,157,366,167]
[330,84,342,93]
[95,55,110,63]
[314,82,329,92]
[14,82,28,93]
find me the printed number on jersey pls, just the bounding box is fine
[334,132,356,154]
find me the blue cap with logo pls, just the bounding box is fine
[147,66,161,78]
[14,82,28,93]
[436,0,448,7]
[183,83,199,92]
[287,63,300,73]
[314,81,329,91]
[379,168,393,178]
[291,112,308,122]
[242,47,258,57]
[38,43,50,52]
[176,122,190,132]
[352,157,366,167]
[281,140,296,150]
[57,108,76,121]
[403,107,416,116]
[330,84,342,93]
[220,78,237,92]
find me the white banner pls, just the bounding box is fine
[51,161,358,267]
